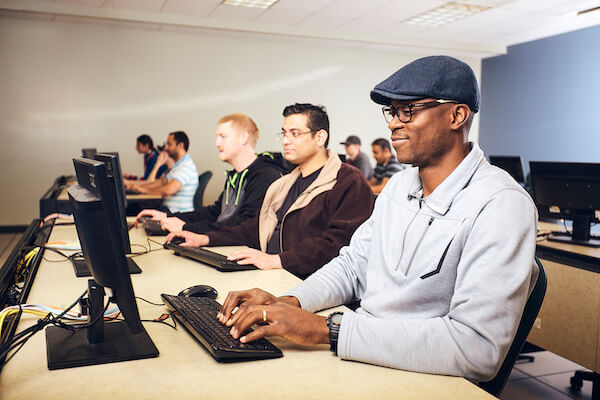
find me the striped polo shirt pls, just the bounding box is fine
[162,153,198,213]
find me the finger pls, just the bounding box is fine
[229,306,263,339]
[219,291,246,323]
[240,324,280,343]
[227,300,252,327]
[235,257,256,266]
[228,250,250,260]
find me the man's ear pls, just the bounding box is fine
[449,104,471,130]
[317,130,328,147]
[239,131,249,146]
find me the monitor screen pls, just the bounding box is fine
[81,148,97,159]
[45,158,158,369]
[530,161,600,247]
[489,156,525,184]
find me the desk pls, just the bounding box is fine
[528,221,600,372]
[0,222,494,399]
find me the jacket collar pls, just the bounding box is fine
[258,149,341,251]
[407,143,485,215]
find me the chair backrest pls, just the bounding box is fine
[193,171,212,210]
[479,257,547,396]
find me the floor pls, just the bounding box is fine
[0,232,596,399]
[500,352,594,399]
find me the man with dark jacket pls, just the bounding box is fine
[137,114,284,233]
[166,103,374,279]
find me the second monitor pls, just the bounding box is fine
[530,161,600,247]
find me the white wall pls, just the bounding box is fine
[0,17,480,225]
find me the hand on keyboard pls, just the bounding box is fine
[165,231,209,247]
[160,217,186,233]
[227,248,283,270]
[227,300,330,347]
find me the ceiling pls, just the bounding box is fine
[2,0,600,58]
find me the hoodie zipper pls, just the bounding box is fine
[398,216,435,274]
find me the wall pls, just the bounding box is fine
[0,17,481,225]
[480,24,600,173]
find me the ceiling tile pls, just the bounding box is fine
[103,0,167,12]
[269,0,334,14]
[161,0,218,17]
[208,4,268,20]
[253,9,310,25]
[295,0,390,28]
[347,1,446,27]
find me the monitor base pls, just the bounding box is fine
[72,257,141,277]
[548,233,600,248]
[46,321,158,370]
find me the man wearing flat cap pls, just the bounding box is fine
[340,135,373,180]
[216,56,538,383]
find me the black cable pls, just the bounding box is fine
[135,296,164,306]
[127,238,166,258]
[0,290,87,367]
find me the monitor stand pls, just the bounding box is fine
[548,215,600,248]
[72,257,141,277]
[46,280,158,370]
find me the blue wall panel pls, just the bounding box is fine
[480,24,600,174]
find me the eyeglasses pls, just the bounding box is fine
[382,99,458,124]
[276,130,317,141]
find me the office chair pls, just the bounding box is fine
[569,370,600,398]
[193,171,212,210]
[478,257,547,397]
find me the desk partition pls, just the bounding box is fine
[0,222,494,400]
[530,221,600,373]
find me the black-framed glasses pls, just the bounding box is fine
[276,130,317,141]
[382,99,458,124]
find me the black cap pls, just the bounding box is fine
[340,135,361,145]
[370,55,480,113]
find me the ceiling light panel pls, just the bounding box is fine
[403,2,491,27]
[221,0,279,9]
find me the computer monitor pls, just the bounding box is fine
[69,153,141,277]
[81,148,97,159]
[489,155,525,184]
[45,158,158,369]
[530,161,600,247]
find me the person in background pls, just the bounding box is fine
[369,138,404,194]
[340,135,373,180]
[136,114,285,233]
[166,103,374,280]
[125,131,198,213]
[213,55,538,383]
[123,134,167,181]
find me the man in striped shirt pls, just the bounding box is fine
[369,138,404,195]
[125,131,198,213]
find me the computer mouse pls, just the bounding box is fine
[178,285,218,299]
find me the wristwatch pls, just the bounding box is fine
[326,312,343,355]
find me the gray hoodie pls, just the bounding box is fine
[286,143,538,382]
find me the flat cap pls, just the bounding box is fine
[370,55,480,113]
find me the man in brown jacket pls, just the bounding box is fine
[166,103,374,279]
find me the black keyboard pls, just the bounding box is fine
[161,294,282,361]
[141,218,168,236]
[163,243,258,271]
